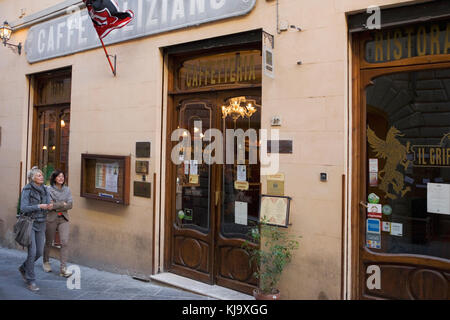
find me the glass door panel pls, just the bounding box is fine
[221,96,261,239]
[38,109,57,184]
[59,108,70,178]
[366,67,450,260]
[37,106,70,185]
[175,102,213,233]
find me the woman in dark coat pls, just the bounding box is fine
[18,166,53,292]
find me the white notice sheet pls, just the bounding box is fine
[427,183,450,215]
[105,163,119,193]
[237,165,247,182]
[235,201,248,226]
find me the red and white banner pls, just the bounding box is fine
[83,0,134,39]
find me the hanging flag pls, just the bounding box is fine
[83,0,134,39]
[83,0,134,76]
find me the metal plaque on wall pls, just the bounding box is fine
[136,142,151,158]
[134,181,151,198]
[25,0,257,63]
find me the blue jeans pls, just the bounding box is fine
[21,221,46,283]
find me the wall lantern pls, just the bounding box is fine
[0,21,22,55]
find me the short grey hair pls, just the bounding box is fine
[27,166,43,183]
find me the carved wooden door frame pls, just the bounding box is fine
[351,32,450,300]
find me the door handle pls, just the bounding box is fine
[359,201,368,209]
[215,191,220,207]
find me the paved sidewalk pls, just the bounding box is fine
[0,247,212,300]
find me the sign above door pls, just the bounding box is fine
[25,0,257,63]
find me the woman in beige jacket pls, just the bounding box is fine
[43,170,73,277]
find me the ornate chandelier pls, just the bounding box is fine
[221,96,257,122]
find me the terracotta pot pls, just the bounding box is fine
[253,288,281,300]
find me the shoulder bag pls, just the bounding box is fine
[13,214,34,247]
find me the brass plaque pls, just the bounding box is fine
[136,142,151,158]
[267,173,285,196]
[134,181,151,198]
[267,181,285,196]
[189,174,199,184]
[235,181,249,191]
[135,160,149,174]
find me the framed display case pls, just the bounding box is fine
[259,195,291,228]
[80,154,130,205]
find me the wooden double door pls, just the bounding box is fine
[166,89,260,294]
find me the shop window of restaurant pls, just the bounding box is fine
[351,12,450,299]
[366,68,450,260]
[32,69,71,185]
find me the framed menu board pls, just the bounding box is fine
[259,195,291,228]
[81,154,130,205]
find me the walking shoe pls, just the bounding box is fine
[18,266,27,283]
[43,262,52,273]
[26,282,40,292]
[59,267,72,278]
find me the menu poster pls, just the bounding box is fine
[95,163,106,189]
[95,162,119,193]
[427,183,450,215]
[105,163,119,193]
[259,195,291,228]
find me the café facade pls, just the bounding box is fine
[0,0,449,300]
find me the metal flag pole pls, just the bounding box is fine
[99,36,117,76]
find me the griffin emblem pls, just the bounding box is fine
[367,126,411,199]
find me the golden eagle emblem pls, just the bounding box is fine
[367,126,411,199]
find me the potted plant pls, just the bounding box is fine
[243,219,300,300]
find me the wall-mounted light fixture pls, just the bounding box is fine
[0,21,22,55]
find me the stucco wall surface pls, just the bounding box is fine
[0,0,420,299]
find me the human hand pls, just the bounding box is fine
[48,203,54,210]
[39,204,49,210]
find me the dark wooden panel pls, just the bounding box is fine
[409,269,449,300]
[267,140,293,154]
[363,262,450,300]
[363,263,415,299]
[133,181,151,198]
[136,142,151,158]
[348,0,450,33]
[165,29,262,55]
[218,246,255,283]
[173,236,209,274]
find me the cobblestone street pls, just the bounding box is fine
[0,247,211,300]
